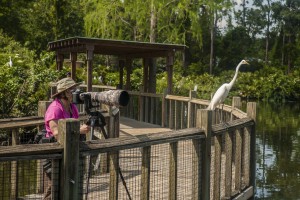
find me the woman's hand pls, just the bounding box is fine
[80,124,90,134]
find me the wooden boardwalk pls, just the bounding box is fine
[22,117,249,200]
[23,118,172,200]
[83,117,196,200]
[119,117,171,136]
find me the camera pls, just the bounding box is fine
[72,89,130,107]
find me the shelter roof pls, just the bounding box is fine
[48,37,186,58]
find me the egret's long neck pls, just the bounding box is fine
[228,62,242,88]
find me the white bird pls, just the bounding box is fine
[9,56,12,67]
[207,60,249,110]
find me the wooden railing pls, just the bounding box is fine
[0,85,256,200]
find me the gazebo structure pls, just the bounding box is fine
[48,37,186,94]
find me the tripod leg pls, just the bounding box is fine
[99,126,132,200]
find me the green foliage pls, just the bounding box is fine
[170,63,300,102]
[0,32,58,118]
[0,0,300,119]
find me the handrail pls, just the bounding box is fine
[129,91,163,98]
[0,115,88,129]
[80,127,204,155]
[165,94,190,102]
[0,128,204,160]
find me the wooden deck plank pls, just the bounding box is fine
[119,117,171,136]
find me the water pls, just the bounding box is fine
[255,101,300,200]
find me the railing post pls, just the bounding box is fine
[169,100,174,129]
[141,146,151,199]
[169,142,178,200]
[197,109,212,200]
[231,96,241,120]
[247,102,256,199]
[192,135,201,199]
[161,89,168,127]
[187,90,196,128]
[139,86,144,122]
[37,101,51,193]
[58,119,80,200]
[10,128,19,199]
[50,82,57,99]
[109,151,119,200]
[109,108,120,200]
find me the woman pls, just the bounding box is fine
[45,77,90,140]
[43,77,89,199]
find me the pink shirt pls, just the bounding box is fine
[44,99,79,137]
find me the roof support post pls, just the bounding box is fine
[143,58,149,92]
[125,58,132,90]
[70,52,77,81]
[118,59,125,89]
[56,53,64,71]
[166,54,174,94]
[148,58,157,93]
[86,45,94,92]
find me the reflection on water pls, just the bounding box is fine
[255,101,300,200]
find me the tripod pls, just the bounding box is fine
[85,110,132,200]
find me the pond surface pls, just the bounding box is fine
[255,101,300,199]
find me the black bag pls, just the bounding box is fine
[34,129,57,144]
[34,129,47,144]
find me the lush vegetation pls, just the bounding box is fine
[0,0,299,117]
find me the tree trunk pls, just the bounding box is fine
[150,0,156,43]
[209,9,216,75]
[149,0,157,93]
[265,0,270,63]
[287,35,291,74]
[242,0,246,27]
[281,32,285,66]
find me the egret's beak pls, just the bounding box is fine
[245,60,250,65]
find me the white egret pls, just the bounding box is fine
[207,60,249,110]
[9,56,13,67]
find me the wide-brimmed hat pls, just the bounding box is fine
[51,77,82,98]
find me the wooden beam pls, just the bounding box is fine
[143,58,149,92]
[141,146,151,199]
[109,151,119,200]
[247,102,257,198]
[187,90,196,128]
[197,109,212,200]
[192,138,202,200]
[213,135,222,199]
[70,52,77,81]
[86,45,94,92]
[125,59,132,90]
[10,128,19,200]
[58,119,80,200]
[169,142,178,200]
[166,55,174,94]
[119,59,125,89]
[56,53,64,71]
[148,58,156,93]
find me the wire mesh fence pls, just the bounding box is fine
[77,139,200,200]
[0,115,254,200]
[0,158,60,200]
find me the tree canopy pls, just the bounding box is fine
[0,0,300,117]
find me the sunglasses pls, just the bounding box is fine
[68,88,76,93]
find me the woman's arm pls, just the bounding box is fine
[49,120,89,140]
[49,120,59,139]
